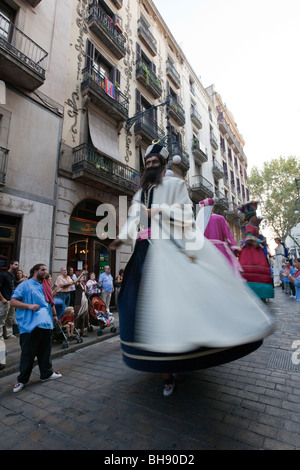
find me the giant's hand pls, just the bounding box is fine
[109,239,123,250]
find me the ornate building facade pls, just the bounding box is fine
[0,0,72,272]
[0,0,249,284]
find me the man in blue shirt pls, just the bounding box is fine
[98,265,114,314]
[10,263,62,393]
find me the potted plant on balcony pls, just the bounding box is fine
[141,63,150,85]
[192,136,199,147]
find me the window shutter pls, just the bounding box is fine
[136,42,141,64]
[115,69,121,86]
[86,39,95,70]
[166,80,170,96]
[177,132,182,148]
[136,88,141,113]
[109,67,115,83]
[153,107,157,125]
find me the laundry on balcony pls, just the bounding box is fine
[105,78,115,99]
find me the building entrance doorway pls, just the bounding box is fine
[67,200,116,303]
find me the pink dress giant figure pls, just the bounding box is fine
[197,198,243,278]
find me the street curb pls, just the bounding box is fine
[0,331,120,379]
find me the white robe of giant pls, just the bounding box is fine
[118,177,275,354]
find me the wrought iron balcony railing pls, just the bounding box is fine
[72,144,140,194]
[226,201,244,220]
[168,96,185,126]
[0,147,9,187]
[212,160,224,180]
[191,174,213,198]
[210,131,219,150]
[82,66,129,118]
[137,17,157,56]
[192,139,208,164]
[215,190,229,211]
[136,60,162,98]
[87,2,126,59]
[173,144,190,171]
[134,114,164,143]
[190,107,202,129]
[166,59,181,88]
[0,13,48,82]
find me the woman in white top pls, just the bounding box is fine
[273,238,285,287]
[68,267,77,307]
[86,272,100,296]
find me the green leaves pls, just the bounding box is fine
[248,156,300,242]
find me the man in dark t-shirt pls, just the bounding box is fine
[0,260,19,340]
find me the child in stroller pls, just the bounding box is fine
[52,306,83,349]
[61,307,76,339]
[88,295,117,336]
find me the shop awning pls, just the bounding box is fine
[88,107,122,163]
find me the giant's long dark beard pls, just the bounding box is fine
[140,165,166,191]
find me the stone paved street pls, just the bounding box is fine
[0,288,299,451]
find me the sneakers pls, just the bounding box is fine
[13,382,25,393]
[41,371,62,382]
[163,381,175,397]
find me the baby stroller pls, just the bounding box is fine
[52,321,83,349]
[88,294,117,337]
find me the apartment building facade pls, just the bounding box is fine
[0,0,249,280]
[54,0,191,281]
[213,90,249,241]
[0,0,72,273]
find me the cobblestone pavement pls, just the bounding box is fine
[0,288,299,451]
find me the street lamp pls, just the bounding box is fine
[126,98,182,176]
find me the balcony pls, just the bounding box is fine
[81,66,129,121]
[137,18,157,56]
[72,144,140,196]
[223,174,229,189]
[168,97,185,126]
[111,0,123,9]
[220,146,227,159]
[136,61,162,99]
[0,147,9,189]
[218,113,234,144]
[190,108,202,129]
[175,146,190,173]
[166,60,181,89]
[210,131,219,150]
[192,139,208,165]
[226,201,244,222]
[212,160,224,180]
[134,114,164,144]
[87,3,126,60]
[27,0,42,6]
[0,14,48,91]
[190,175,213,202]
[214,190,229,214]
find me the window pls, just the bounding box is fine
[136,89,157,122]
[0,3,15,41]
[136,42,156,73]
[170,125,182,148]
[189,77,195,95]
[86,39,121,85]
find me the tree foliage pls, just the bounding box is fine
[247,156,300,244]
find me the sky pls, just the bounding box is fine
[153,0,300,172]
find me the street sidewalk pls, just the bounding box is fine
[0,309,119,379]
[0,289,299,450]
